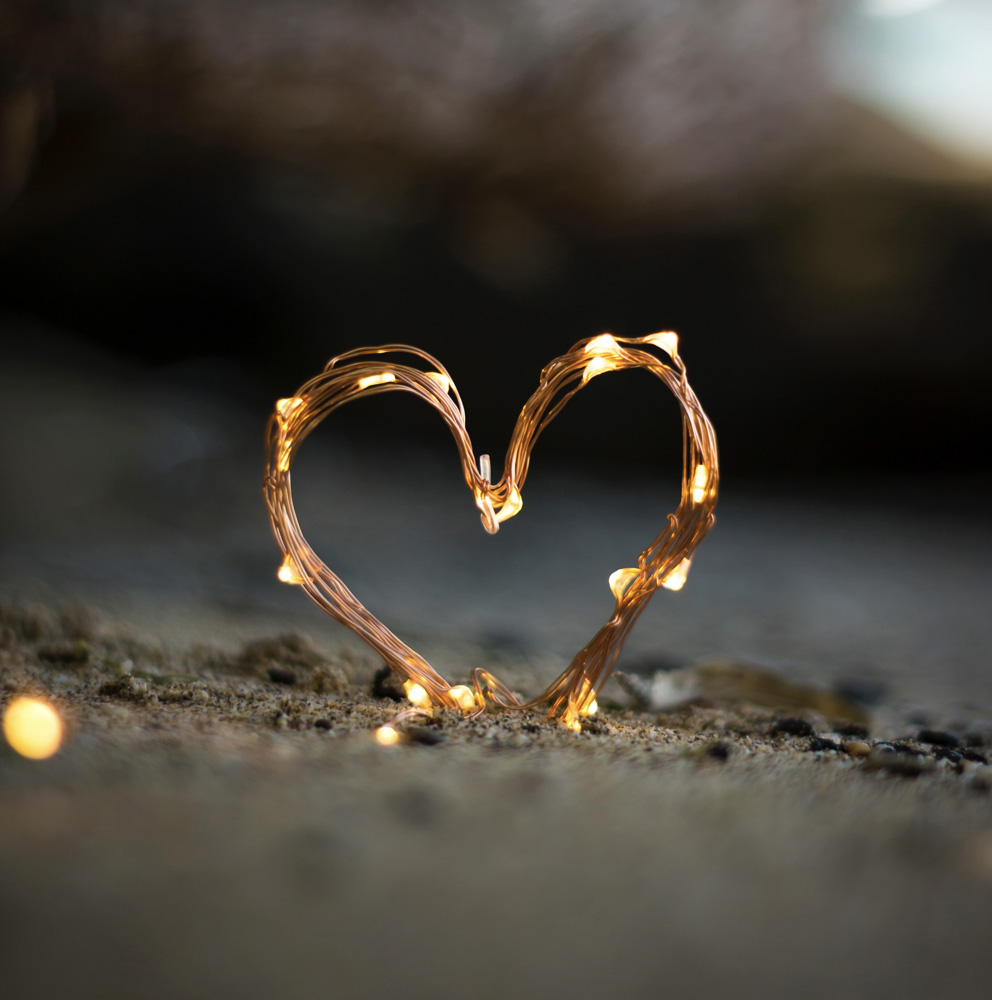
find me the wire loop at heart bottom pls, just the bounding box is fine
[264,332,718,730]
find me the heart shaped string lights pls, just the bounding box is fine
[264,332,718,731]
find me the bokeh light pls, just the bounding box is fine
[2,697,63,760]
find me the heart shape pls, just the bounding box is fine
[264,332,718,730]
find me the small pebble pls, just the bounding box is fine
[406,726,446,746]
[917,729,959,748]
[704,741,731,761]
[771,717,815,737]
[961,748,989,765]
[808,737,839,753]
[843,740,871,757]
[313,718,332,731]
[267,666,297,686]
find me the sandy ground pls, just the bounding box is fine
[2,589,992,1000]
[2,342,992,999]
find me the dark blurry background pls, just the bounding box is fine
[1,0,991,676]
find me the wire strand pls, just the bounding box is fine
[263,332,718,730]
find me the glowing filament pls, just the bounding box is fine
[645,331,679,358]
[448,685,478,712]
[608,567,640,601]
[277,556,303,585]
[357,372,396,390]
[692,463,709,503]
[276,396,304,418]
[376,725,400,746]
[3,697,62,760]
[426,372,451,394]
[403,680,432,710]
[661,556,692,591]
[582,356,614,384]
[496,485,523,523]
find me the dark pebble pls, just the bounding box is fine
[406,726,446,746]
[705,741,731,761]
[877,741,922,757]
[835,723,870,739]
[917,729,960,748]
[371,665,404,702]
[771,717,815,737]
[833,677,887,707]
[932,747,963,770]
[961,748,989,765]
[267,666,297,686]
[809,737,840,752]
[313,718,333,731]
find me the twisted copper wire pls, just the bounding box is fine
[263,332,718,729]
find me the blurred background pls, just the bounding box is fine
[1,0,990,711]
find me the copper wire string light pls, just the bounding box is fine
[264,332,718,731]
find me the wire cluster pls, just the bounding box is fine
[264,332,718,730]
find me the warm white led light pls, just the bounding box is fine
[375,725,400,746]
[277,556,303,585]
[645,331,679,358]
[608,567,640,601]
[3,698,62,760]
[584,333,620,356]
[357,372,396,390]
[403,680,432,710]
[661,557,692,591]
[581,356,614,384]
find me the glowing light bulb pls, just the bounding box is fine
[661,556,692,591]
[585,333,620,356]
[403,680,432,710]
[645,331,679,358]
[277,556,303,585]
[608,567,640,601]
[276,396,304,418]
[426,372,451,394]
[357,372,396,390]
[496,485,523,523]
[691,463,708,503]
[376,725,400,746]
[582,356,614,384]
[448,685,478,711]
[574,678,598,717]
[3,697,62,760]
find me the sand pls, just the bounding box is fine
[2,599,992,1000]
